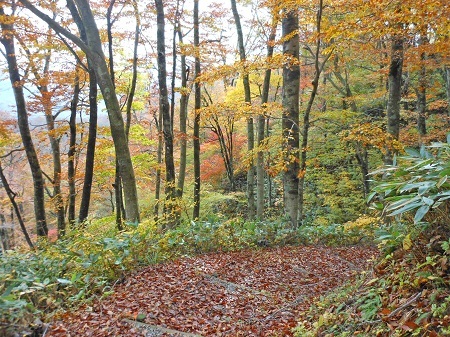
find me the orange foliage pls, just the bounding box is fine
[200,153,226,184]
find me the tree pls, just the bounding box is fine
[155,0,178,226]
[68,68,80,226]
[298,0,332,221]
[65,0,99,225]
[0,6,48,237]
[384,34,403,165]
[256,12,278,220]
[230,0,255,220]
[193,0,201,220]
[16,29,66,236]
[20,0,140,224]
[281,4,300,228]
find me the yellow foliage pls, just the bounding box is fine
[341,123,403,154]
[344,215,379,231]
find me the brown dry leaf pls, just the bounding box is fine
[46,246,378,337]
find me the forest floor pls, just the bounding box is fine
[47,245,378,337]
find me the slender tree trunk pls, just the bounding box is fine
[257,18,277,220]
[299,1,331,221]
[0,160,34,249]
[155,0,178,226]
[16,32,66,235]
[282,6,300,228]
[44,102,65,236]
[154,111,163,221]
[71,0,140,223]
[177,27,189,197]
[78,68,98,223]
[230,0,255,219]
[0,10,48,237]
[68,70,80,226]
[126,0,140,138]
[40,51,66,236]
[384,35,403,165]
[266,118,273,207]
[193,0,201,220]
[416,34,427,137]
[355,145,370,197]
[114,161,123,230]
[106,0,126,229]
[65,0,97,224]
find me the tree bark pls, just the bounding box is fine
[68,70,80,226]
[193,0,201,220]
[65,0,98,225]
[154,110,163,222]
[230,0,255,220]
[155,0,178,226]
[78,68,98,223]
[416,34,427,137]
[75,0,139,222]
[126,0,140,139]
[384,35,403,165]
[257,17,277,220]
[177,26,189,197]
[281,6,300,228]
[106,0,126,229]
[0,9,48,237]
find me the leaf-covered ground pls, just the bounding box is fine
[48,246,378,336]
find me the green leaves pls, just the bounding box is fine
[371,136,450,224]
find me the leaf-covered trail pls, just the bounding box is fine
[49,246,378,336]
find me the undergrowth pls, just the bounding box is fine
[294,139,450,336]
[0,215,376,336]
[294,227,450,337]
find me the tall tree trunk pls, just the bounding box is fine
[416,34,427,138]
[0,160,34,249]
[155,0,178,226]
[230,0,255,220]
[193,0,201,220]
[78,67,98,223]
[65,0,98,224]
[40,48,66,236]
[106,0,125,229]
[257,17,277,220]
[28,0,142,223]
[16,31,66,236]
[76,0,139,222]
[126,0,140,138]
[299,0,329,223]
[0,9,48,237]
[154,111,163,222]
[384,35,403,165]
[282,6,300,228]
[177,26,189,197]
[68,70,80,226]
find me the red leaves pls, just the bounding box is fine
[47,246,377,336]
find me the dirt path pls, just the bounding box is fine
[48,245,378,337]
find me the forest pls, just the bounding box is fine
[0,0,449,336]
